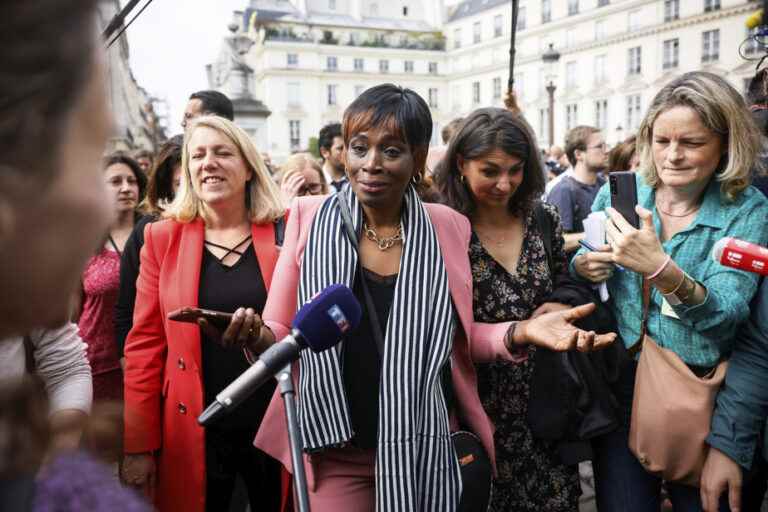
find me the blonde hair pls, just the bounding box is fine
[280,153,328,194]
[166,116,284,223]
[637,71,761,201]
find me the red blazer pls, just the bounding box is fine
[123,218,279,512]
[253,196,514,490]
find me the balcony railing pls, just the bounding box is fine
[264,27,445,51]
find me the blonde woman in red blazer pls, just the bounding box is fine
[122,116,286,512]
[249,85,615,512]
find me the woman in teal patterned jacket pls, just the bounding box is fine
[572,71,768,512]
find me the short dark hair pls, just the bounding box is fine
[318,122,342,158]
[143,135,183,214]
[564,125,600,167]
[434,108,545,217]
[747,69,768,136]
[0,0,99,181]
[342,84,432,181]
[103,152,148,204]
[189,90,234,120]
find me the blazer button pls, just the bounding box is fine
[177,357,186,370]
[178,402,187,414]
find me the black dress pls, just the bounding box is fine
[198,244,281,512]
[472,203,580,512]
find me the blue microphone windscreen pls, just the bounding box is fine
[292,284,362,352]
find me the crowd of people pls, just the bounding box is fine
[6,3,768,512]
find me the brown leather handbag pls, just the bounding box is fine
[628,280,728,487]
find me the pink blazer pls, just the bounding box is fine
[254,196,514,486]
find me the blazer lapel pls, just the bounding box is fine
[251,222,278,292]
[177,218,204,366]
[432,217,474,337]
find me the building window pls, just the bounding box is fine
[287,82,300,107]
[628,47,642,75]
[329,0,335,9]
[595,99,608,130]
[568,0,579,16]
[595,20,606,40]
[472,81,481,104]
[594,54,607,84]
[289,120,301,150]
[287,53,298,67]
[454,28,462,49]
[493,77,502,100]
[566,103,579,131]
[473,22,481,44]
[326,56,337,71]
[517,7,526,30]
[494,15,503,37]
[566,28,576,47]
[353,58,364,71]
[566,61,577,89]
[354,85,364,97]
[702,29,720,63]
[379,59,389,73]
[704,0,720,12]
[628,10,641,31]
[542,0,552,23]
[403,6,408,16]
[626,94,642,130]
[663,39,679,70]
[664,0,679,22]
[428,88,438,108]
[327,84,338,106]
[404,60,414,73]
[598,0,609,6]
[745,27,767,56]
[429,62,438,74]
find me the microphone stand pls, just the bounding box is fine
[277,365,311,512]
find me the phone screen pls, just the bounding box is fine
[609,171,640,229]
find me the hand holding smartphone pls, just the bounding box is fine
[609,171,640,229]
[168,307,233,330]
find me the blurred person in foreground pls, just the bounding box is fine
[75,153,145,403]
[0,1,149,511]
[572,71,768,512]
[122,116,285,512]
[114,135,184,364]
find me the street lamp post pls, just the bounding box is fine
[542,43,561,147]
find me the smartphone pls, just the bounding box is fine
[609,171,640,229]
[168,307,233,330]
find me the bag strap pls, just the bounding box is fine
[627,277,651,356]
[337,193,386,356]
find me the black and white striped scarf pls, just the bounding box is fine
[297,185,461,511]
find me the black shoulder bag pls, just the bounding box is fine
[336,193,492,512]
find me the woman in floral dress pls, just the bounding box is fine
[435,108,581,511]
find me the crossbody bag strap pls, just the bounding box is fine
[336,193,386,357]
[628,277,651,356]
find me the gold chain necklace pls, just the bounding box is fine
[655,200,701,218]
[363,222,403,251]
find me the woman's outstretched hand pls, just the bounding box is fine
[510,303,616,352]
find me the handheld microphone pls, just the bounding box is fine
[711,237,768,276]
[198,284,362,426]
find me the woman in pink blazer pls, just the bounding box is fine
[250,85,614,512]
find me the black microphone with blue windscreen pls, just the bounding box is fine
[198,284,361,426]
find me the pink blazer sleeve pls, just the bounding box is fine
[262,198,305,340]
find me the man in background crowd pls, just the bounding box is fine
[180,89,234,132]
[547,125,608,254]
[318,122,346,191]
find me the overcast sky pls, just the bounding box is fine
[115,0,246,137]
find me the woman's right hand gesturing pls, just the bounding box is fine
[573,243,614,283]
[509,303,616,353]
[122,452,156,496]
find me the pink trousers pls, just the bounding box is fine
[306,447,376,512]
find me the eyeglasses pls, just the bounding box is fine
[298,183,325,195]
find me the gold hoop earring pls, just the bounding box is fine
[460,175,466,184]
[412,173,422,184]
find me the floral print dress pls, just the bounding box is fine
[472,202,581,512]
